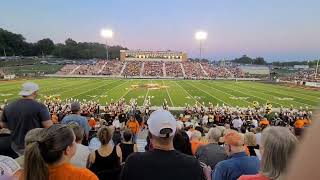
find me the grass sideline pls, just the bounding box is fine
[0,78,319,108]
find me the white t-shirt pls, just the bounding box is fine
[252,119,258,128]
[256,133,262,146]
[232,118,243,129]
[70,143,90,168]
[112,119,120,129]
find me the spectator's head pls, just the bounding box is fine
[25,128,44,146]
[173,130,192,155]
[71,102,81,114]
[195,126,204,136]
[148,109,176,150]
[19,82,39,99]
[24,124,76,180]
[223,130,245,156]
[123,129,133,142]
[207,127,222,143]
[260,127,298,179]
[67,122,84,144]
[129,115,135,121]
[244,132,256,146]
[97,126,112,145]
[240,126,247,134]
[190,130,202,141]
[256,127,262,133]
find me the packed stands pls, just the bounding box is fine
[98,61,125,76]
[123,61,142,76]
[165,62,184,77]
[55,60,250,79]
[142,61,163,77]
[280,69,320,82]
[182,61,205,78]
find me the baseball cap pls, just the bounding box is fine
[18,82,39,96]
[71,102,81,112]
[0,155,21,177]
[147,109,176,138]
[224,131,244,146]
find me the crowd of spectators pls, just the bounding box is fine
[56,60,249,79]
[98,61,125,76]
[0,82,317,180]
[182,61,205,78]
[142,61,163,77]
[280,69,320,83]
[165,62,184,77]
[123,61,142,76]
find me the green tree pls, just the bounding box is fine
[36,38,55,57]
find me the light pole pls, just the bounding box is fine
[315,59,320,79]
[195,31,207,59]
[100,29,113,60]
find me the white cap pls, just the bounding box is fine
[19,82,39,96]
[147,109,176,138]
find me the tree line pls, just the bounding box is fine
[0,28,127,59]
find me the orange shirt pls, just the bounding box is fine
[88,118,96,128]
[190,140,206,155]
[259,119,269,126]
[127,120,140,134]
[49,163,98,180]
[294,119,305,128]
[51,113,58,124]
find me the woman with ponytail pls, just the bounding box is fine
[24,124,98,180]
[87,126,122,180]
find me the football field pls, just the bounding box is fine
[0,78,319,108]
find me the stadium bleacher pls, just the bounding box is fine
[56,60,250,79]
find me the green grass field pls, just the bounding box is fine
[0,78,319,108]
[2,64,64,75]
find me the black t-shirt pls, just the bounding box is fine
[1,99,50,148]
[121,149,204,180]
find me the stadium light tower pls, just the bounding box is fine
[315,59,320,79]
[100,29,113,60]
[195,31,207,59]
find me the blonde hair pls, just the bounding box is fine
[244,132,256,146]
[260,127,298,179]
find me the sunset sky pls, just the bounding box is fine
[0,0,319,61]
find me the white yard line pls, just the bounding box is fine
[6,79,95,101]
[199,82,254,106]
[69,80,118,98]
[118,80,135,101]
[213,82,285,107]
[162,80,174,107]
[186,81,231,106]
[236,83,313,107]
[174,81,201,105]
[90,80,130,103]
[88,80,125,101]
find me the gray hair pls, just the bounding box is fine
[260,127,298,179]
[207,128,222,142]
[190,130,202,140]
[244,132,256,146]
[25,128,44,145]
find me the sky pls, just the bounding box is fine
[0,0,319,61]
